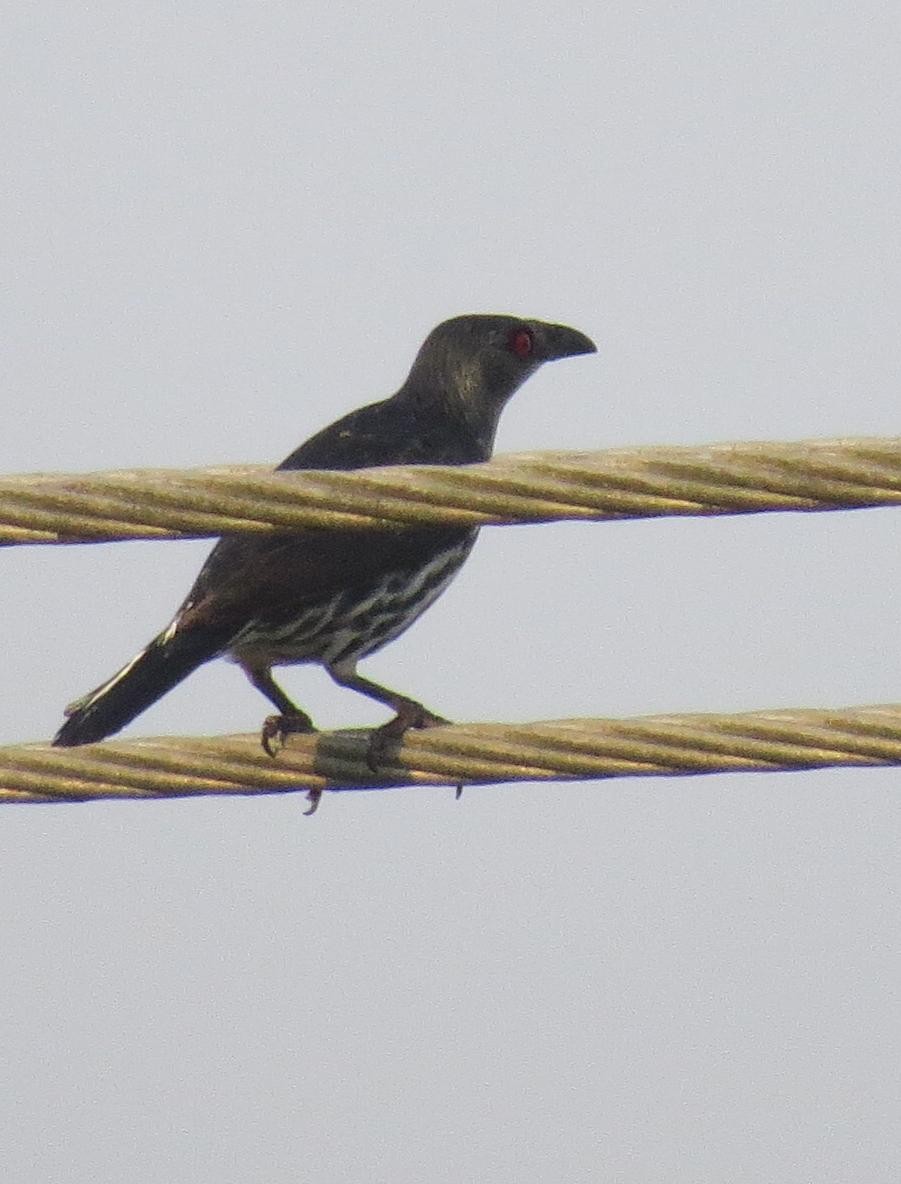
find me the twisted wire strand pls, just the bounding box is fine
[2,437,901,545]
[4,704,901,804]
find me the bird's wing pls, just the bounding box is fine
[174,525,477,637]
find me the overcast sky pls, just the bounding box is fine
[3,4,901,1181]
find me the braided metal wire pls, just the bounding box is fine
[4,704,901,805]
[2,437,901,544]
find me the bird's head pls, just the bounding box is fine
[404,314,596,453]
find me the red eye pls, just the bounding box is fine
[509,327,534,358]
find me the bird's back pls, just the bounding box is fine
[276,387,490,472]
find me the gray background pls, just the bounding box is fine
[3,4,900,1181]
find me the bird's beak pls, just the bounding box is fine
[540,322,597,361]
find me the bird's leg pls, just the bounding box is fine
[326,661,451,771]
[243,665,317,759]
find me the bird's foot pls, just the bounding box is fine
[261,711,317,758]
[366,703,450,772]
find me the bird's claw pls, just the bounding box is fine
[303,789,323,816]
[366,705,450,772]
[259,714,323,816]
[261,712,316,758]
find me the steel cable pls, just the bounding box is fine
[2,437,901,544]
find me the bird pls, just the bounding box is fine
[53,314,596,804]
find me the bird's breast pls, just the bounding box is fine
[226,533,477,668]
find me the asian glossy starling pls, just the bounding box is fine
[53,314,596,772]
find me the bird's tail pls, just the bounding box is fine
[53,627,220,747]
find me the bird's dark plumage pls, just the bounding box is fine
[53,314,596,765]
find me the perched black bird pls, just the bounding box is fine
[53,314,596,775]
